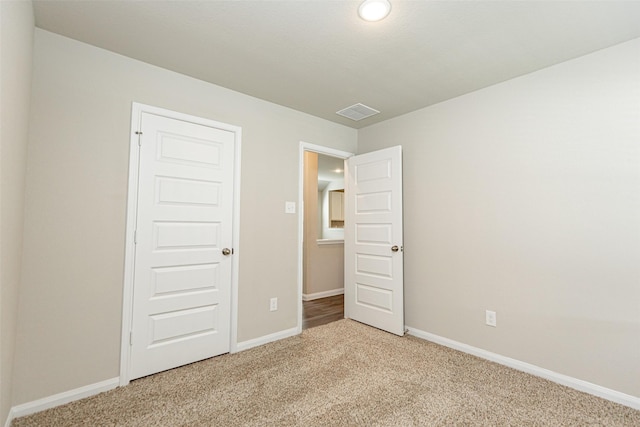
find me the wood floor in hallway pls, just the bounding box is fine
[302,294,344,330]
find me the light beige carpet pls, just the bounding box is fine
[14,319,640,426]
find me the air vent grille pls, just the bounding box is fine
[336,103,380,121]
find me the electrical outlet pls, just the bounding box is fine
[270,297,278,312]
[485,310,497,327]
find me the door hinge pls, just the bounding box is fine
[129,331,133,346]
[135,131,142,146]
[134,230,137,245]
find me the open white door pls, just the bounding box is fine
[344,146,404,336]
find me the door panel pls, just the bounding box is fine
[151,264,219,295]
[345,146,404,336]
[356,284,393,311]
[148,305,218,345]
[130,112,234,380]
[156,177,221,206]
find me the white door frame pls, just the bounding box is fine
[120,103,242,386]
[297,142,354,333]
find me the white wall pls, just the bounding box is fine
[358,38,640,398]
[12,29,356,405]
[0,0,33,422]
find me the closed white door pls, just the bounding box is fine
[130,112,235,380]
[344,146,404,336]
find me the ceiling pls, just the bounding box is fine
[33,1,640,129]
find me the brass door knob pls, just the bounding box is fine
[391,245,399,252]
[222,248,232,256]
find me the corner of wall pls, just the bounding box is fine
[0,0,35,424]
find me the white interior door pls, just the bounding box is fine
[129,111,235,380]
[344,146,404,336]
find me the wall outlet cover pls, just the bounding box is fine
[486,310,497,327]
[285,202,296,214]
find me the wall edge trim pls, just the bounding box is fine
[4,407,15,427]
[406,326,640,410]
[10,377,119,421]
[302,288,344,301]
[235,327,299,353]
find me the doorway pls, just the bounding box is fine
[297,143,353,332]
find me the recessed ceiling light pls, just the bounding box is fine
[358,0,391,22]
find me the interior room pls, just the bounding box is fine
[1,1,639,425]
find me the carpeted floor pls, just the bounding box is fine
[13,319,640,426]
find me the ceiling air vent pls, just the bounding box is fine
[336,103,380,121]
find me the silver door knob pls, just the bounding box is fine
[391,245,399,252]
[222,248,232,256]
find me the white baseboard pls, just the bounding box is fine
[235,326,299,353]
[302,288,344,301]
[9,377,119,422]
[406,326,640,410]
[4,408,15,427]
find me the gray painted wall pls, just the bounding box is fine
[4,13,639,415]
[12,29,356,404]
[358,38,640,398]
[0,0,33,422]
